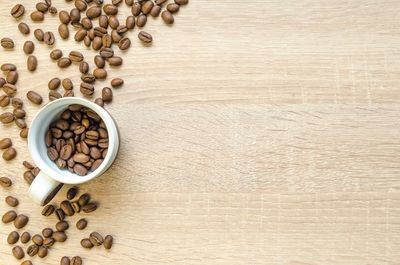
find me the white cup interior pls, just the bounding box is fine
[28,97,119,185]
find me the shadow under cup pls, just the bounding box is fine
[28,97,119,188]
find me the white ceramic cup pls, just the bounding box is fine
[28,97,119,205]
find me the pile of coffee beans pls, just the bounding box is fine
[46,104,108,176]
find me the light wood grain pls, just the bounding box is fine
[1,0,400,264]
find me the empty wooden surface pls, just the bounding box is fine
[1,0,400,264]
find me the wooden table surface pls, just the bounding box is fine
[1,0,400,264]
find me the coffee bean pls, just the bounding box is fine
[44,31,55,45]
[81,74,96,83]
[78,193,90,206]
[0,112,14,123]
[23,170,35,184]
[50,49,63,60]
[126,0,134,5]
[36,2,48,13]
[113,0,123,5]
[12,246,24,260]
[23,161,34,169]
[7,71,18,84]
[56,220,69,231]
[47,146,59,161]
[58,23,69,39]
[23,41,35,54]
[60,200,75,216]
[102,87,113,102]
[94,26,107,37]
[75,0,88,11]
[136,14,147,27]
[61,256,71,265]
[111,29,122,43]
[167,3,180,13]
[79,61,89,74]
[142,1,154,14]
[94,98,104,107]
[27,56,38,71]
[86,6,101,19]
[89,231,104,246]
[48,77,61,90]
[34,29,44,42]
[59,145,73,160]
[3,84,17,96]
[92,36,103,50]
[14,214,29,229]
[31,11,44,21]
[66,186,78,200]
[175,0,189,4]
[53,231,67,242]
[49,91,62,101]
[21,232,31,244]
[138,31,152,43]
[93,68,107,79]
[7,231,20,244]
[93,56,105,69]
[0,138,12,149]
[43,237,55,247]
[81,238,94,248]
[1,38,14,49]
[56,208,65,221]
[42,228,53,238]
[104,235,114,249]
[91,159,103,171]
[49,6,58,14]
[12,98,23,109]
[18,22,30,35]
[73,153,90,163]
[103,4,118,15]
[11,4,25,18]
[108,15,120,29]
[27,244,38,257]
[82,202,97,213]
[3,147,17,161]
[0,95,10,107]
[150,5,161,17]
[58,57,72,68]
[32,167,40,176]
[38,246,48,258]
[1,63,16,72]
[161,10,174,24]
[42,204,55,216]
[126,16,135,30]
[32,234,43,246]
[81,17,92,30]
[70,8,81,23]
[74,28,87,42]
[27,91,42,104]
[59,10,70,24]
[131,2,141,16]
[108,56,123,66]
[118,37,131,50]
[2,210,17,223]
[69,51,84,62]
[110,78,123,88]
[76,218,88,230]
[71,256,82,265]
[6,196,19,207]
[61,79,73,91]
[72,201,81,213]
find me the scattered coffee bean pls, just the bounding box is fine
[60,200,75,216]
[43,237,55,247]
[86,6,102,19]
[131,2,141,16]
[27,91,42,105]
[36,2,49,13]
[32,234,43,246]
[6,196,19,207]
[118,37,131,50]
[1,38,14,49]
[103,4,118,15]
[14,108,26,118]
[3,147,17,161]
[1,63,16,71]
[7,231,20,244]
[49,6,58,14]
[27,244,38,257]
[136,14,147,27]
[71,201,81,213]
[18,22,30,34]
[11,4,25,19]
[61,256,71,265]
[104,235,113,249]
[80,82,94,97]
[3,84,17,96]
[59,10,70,24]
[70,8,81,23]
[69,51,84,62]
[42,228,53,238]
[176,0,189,4]
[0,176,12,187]
[41,204,54,216]
[0,112,14,124]
[56,220,69,231]
[23,170,35,184]
[67,186,78,200]
[7,71,18,84]
[23,41,35,54]
[15,118,27,129]
[76,218,88,230]
[82,202,97,213]
[14,214,29,229]
[89,231,104,246]
[111,29,122,43]
[108,56,123,66]
[102,87,113,102]
[0,138,12,149]
[50,49,63,60]
[49,91,62,101]
[59,23,69,39]
[94,98,104,107]
[12,246,24,260]
[78,193,90,206]
[142,1,154,14]
[34,28,44,41]
[162,10,174,24]
[20,232,31,244]
[2,210,17,223]
[23,161,34,169]
[71,256,82,265]
[0,95,10,107]
[138,31,152,43]
[55,208,65,221]
[12,97,23,108]
[38,246,48,258]
[126,0,134,5]
[62,78,74,90]
[21,260,33,265]
[93,68,107,79]
[58,57,72,68]
[126,16,135,29]
[81,238,94,248]
[27,56,38,71]
[79,61,89,74]
[31,11,44,21]
[44,31,55,45]
[167,3,180,13]
[53,231,67,242]
[48,77,61,90]
[150,5,161,17]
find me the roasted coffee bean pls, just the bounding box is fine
[60,200,74,216]
[167,3,180,13]
[70,8,81,23]
[108,56,123,66]
[38,246,48,258]
[36,2,48,13]
[64,90,74,98]
[49,6,58,14]
[90,147,102,159]
[50,49,63,60]
[81,74,96,83]
[7,231,20,244]
[0,95,10,107]
[82,202,97,213]
[32,167,40,176]
[58,23,69,39]
[32,234,43,246]
[1,37,14,49]
[138,31,152,43]
[12,97,23,109]
[117,25,128,35]
[59,10,70,24]
[162,10,174,24]
[43,237,54,247]
[44,31,55,45]
[102,87,113,102]
[94,55,106,68]
[150,5,161,17]
[23,170,35,184]
[6,196,19,207]
[18,22,30,35]
[109,15,120,29]
[111,29,122,43]
[34,29,44,42]
[60,145,73,160]
[56,220,69,231]
[118,37,131,50]
[42,228,53,238]
[80,82,94,97]
[86,6,101,19]
[23,41,35,54]
[76,218,88,230]
[103,4,118,15]
[92,36,102,50]
[81,17,93,30]
[15,118,27,129]
[47,147,58,161]
[101,34,112,48]
[126,0,134,5]
[136,14,147,27]
[126,16,135,29]
[1,63,16,71]
[23,161,34,169]
[3,84,17,96]
[42,204,55,216]
[55,208,65,221]
[94,26,107,37]
[91,159,103,171]
[175,0,189,4]
[75,28,87,42]
[75,0,88,11]
[0,112,14,123]
[53,231,67,242]
[11,4,25,18]
[131,2,141,16]
[27,244,38,257]
[48,77,61,90]
[49,91,62,101]
[31,11,44,21]
[79,61,89,74]
[14,214,29,229]
[2,210,17,223]
[142,1,154,14]
[69,51,84,62]
[67,186,78,200]
[89,231,104,246]
[20,232,31,244]
[72,201,81,213]
[104,235,113,249]
[27,56,38,71]
[81,238,94,248]
[27,91,42,104]
[71,256,82,265]
[78,193,90,206]
[94,98,104,107]
[0,138,12,149]
[6,71,18,84]
[12,246,24,260]
[61,256,71,265]
[93,68,107,79]
[73,153,90,163]
[0,176,12,187]
[98,15,108,29]
[58,57,72,68]
[3,147,17,161]
[113,0,123,5]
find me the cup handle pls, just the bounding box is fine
[28,171,64,206]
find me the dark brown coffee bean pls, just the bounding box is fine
[1,37,14,49]
[6,196,19,207]
[82,202,97,213]
[108,56,123,66]
[80,82,94,97]
[118,37,131,50]
[23,41,34,54]
[58,23,69,39]
[49,6,58,14]
[7,231,20,244]
[27,244,38,257]
[117,25,128,35]
[136,14,147,27]
[94,26,107,37]
[55,158,66,169]
[150,5,161,17]
[111,29,122,43]
[42,204,55,216]
[27,56,38,71]
[12,246,24,260]
[38,246,48,258]
[81,17,93,30]
[101,87,113,102]
[62,78,73,90]
[100,34,111,48]
[36,2,48,13]
[69,51,84,62]
[167,3,180,13]
[50,49,63,60]
[32,234,43,246]
[42,228,53,238]
[14,214,29,229]
[0,95,10,107]
[76,218,88,230]
[27,91,42,104]
[104,235,113,249]
[75,0,87,11]
[49,91,62,101]
[0,112,14,123]
[131,2,141,16]
[56,119,69,130]
[162,10,174,24]
[81,74,96,83]
[67,186,78,200]
[18,22,30,35]
[90,147,102,159]
[142,1,154,14]
[20,232,31,244]
[71,256,82,265]
[71,200,80,212]
[58,57,72,68]
[3,84,17,96]
[70,8,81,23]
[59,10,70,24]
[103,4,118,15]
[0,138,12,149]
[78,193,90,206]
[96,15,107,29]
[23,161,34,169]
[79,61,89,74]
[44,31,55,45]
[92,56,105,69]
[81,238,94,248]
[61,256,71,265]
[2,210,17,223]
[47,147,58,161]
[55,208,65,221]
[138,31,152,43]
[48,77,61,90]
[86,6,101,19]
[74,164,88,176]
[53,231,67,242]
[74,28,87,42]
[175,0,188,4]
[108,15,119,29]
[56,220,69,231]
[92,36,103,50]
[61,200,75,216]
[31,11,44,21]
[11,4,25,18]
[60,145,73,160]
[93,68,107,79]
[3,147,17,161]
[6,71,18,84]
[43,237,55,247]
[89,231,103,246]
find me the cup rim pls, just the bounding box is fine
[28,97,119,185]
